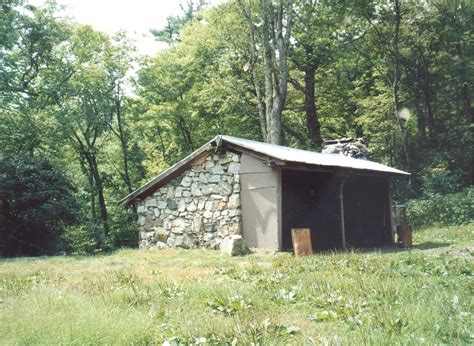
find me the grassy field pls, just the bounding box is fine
[1,224,473,345]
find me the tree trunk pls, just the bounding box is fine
[261,0,274,143]
[238,0,267,141]
[303,51,322,149]
[115,97,133,194]
[177,113,194,152]
[89,153,110,237]
[456,42,473,124]
[239,0,292,145]
[392,0,410,167]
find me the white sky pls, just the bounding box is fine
[28,0,191,56]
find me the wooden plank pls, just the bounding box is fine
[291,228,313,256]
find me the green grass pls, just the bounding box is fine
[1,224,473,345]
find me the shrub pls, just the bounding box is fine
[0,155,80,257]
[61,224,103,255]
[406,187,474,227]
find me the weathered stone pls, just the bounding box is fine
[219,181,233,195]
[211,164,224,174]
[227,222,241,234]
[228,194,240,208]
[209,175,221,183]
[190,182,202,196]
[205,200,214,211]
[186,201,197,212]
[143,214,154,227]
[220,235,250,256]
[137,205,147,213]
[198,173,208,184]
[227,162,240,174]
[174,235,184,247]
[138,151,242,251]
[167,198,177,210]
[228,209,241,217]
[233,183,240,193]
[181,234,194,248]
[166,233,175,247]
[181,176,192,187]
[202,184,218,195]
[204,223,217,233]
[203,232,215,242]
[171,218,186,233]
[153,227,168,242]
[177,200,186,212]
[152,241,169,250]
[193,216,203,233]
[218,155,232,165]
[208,238,221,250]
[216,200,227,211]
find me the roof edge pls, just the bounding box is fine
[119,134,410,206]
[118,136,221,206]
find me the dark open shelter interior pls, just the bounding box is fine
[281,170,393,252]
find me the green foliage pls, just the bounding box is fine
[61,224,104,255]
[406,187,474,227]
[207,295,253,316]
[0,155,80,257]
[0,0,472,253]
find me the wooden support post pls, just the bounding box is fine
[387,179,395,245]
[339,178,346,249]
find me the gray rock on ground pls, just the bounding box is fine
[220,235,251,256]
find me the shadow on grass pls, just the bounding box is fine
[337,241,452,255]
[413,241,452,250]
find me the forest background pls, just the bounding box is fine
[0,0,472,256]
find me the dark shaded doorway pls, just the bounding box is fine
[281,170,393,252]
[281,170,342,251]
[343,176,393,247]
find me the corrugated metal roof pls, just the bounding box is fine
[120,135,409,205]
[220,135,410,176]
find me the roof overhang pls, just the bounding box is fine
[120,135,410,206]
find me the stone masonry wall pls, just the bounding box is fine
[137,151,241,250]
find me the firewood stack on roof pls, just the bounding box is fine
[322,138,368,159]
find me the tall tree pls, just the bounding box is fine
[239,0,293,144]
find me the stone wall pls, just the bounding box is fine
[137,151,242,250]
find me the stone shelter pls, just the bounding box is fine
[120,135,409,251]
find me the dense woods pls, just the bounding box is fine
[0,0,472,256]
